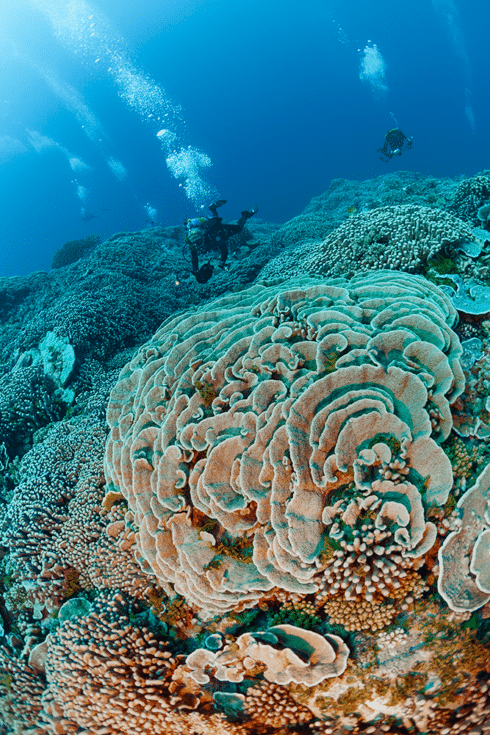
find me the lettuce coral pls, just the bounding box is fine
[438,462,490,612]
[105,271,463,621]
[186,623,349,687]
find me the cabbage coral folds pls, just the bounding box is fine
[104,272,463,617]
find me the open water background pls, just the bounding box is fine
[0,0,488,277]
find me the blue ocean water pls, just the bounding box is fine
[0,0,488,277]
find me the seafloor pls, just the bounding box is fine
[1,170,490,734]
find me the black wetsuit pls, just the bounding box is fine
[189,211,250,273]
[377,128,412,162]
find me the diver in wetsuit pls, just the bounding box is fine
[185,200,258,283]
[378,128,413,162]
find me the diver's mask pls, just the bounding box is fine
[186,217,207,243]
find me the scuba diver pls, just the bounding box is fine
[184,200,258,283]
[377,128,413,162]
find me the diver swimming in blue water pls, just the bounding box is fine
[184,200,258,283]
[378,128,413,162]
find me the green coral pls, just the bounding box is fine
[0,673,13,691]
[63,568,82,598]
[442,433,489,485]
[368,433,402,456]
[215,535,254,562]
[267,602,322,631]
[318,533,342,565]
[427,251,458,276]
[194,380,218,407]
[317,348,339,376]
[204,533,254,569]
[5,585,28,611]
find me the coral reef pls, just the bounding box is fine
[258,204,478,282]
[450,173,490,226]
[51,234,102,269]
[3,170,490,734]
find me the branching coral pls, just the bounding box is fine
[1,416,156,624]
[0,648,46,734]
[450,173,490,225]
[38,591,198,734]
[258,204,478,281]
[242,682,314,730]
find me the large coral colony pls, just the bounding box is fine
[2,172,490,735]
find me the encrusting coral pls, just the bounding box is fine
[186,624,349,686]
[438,462,490,613]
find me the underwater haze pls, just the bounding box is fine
[0,0,488,277]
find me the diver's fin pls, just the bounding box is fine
[209,199,227,210]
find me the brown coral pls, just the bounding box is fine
[40,592,181,733]
[0,649,46,734]
[243,682,314,730]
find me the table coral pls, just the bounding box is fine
[105,271,463,626]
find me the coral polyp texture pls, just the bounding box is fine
[258,204,479,281]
